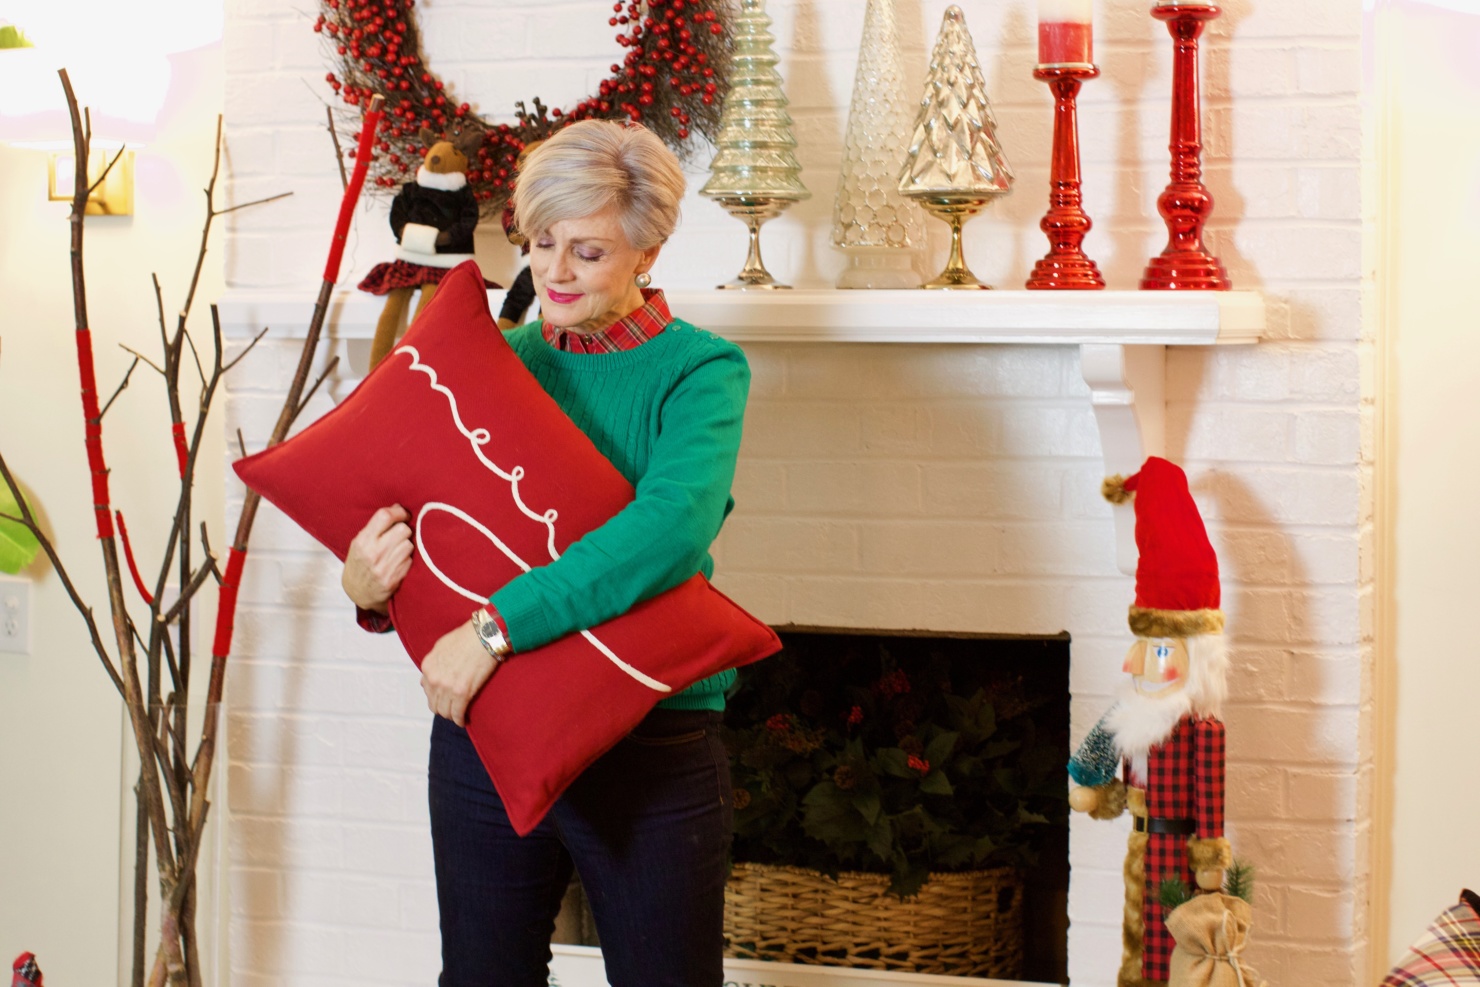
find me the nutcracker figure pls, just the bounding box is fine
[1068,457,1232,987]
[11,953,43,987]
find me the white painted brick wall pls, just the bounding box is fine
[222,1,1371,984]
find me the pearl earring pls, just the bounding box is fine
[634,271,652,289]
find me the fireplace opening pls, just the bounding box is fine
[722,627,1071,983]
[550,628,1071,983]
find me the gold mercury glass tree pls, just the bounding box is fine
[700,0,810,290]
[898,4,1014,289]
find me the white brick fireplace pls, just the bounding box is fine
[219,1,1371,985]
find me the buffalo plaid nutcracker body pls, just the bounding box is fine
[1128,714,1227,982]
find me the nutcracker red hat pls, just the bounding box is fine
[12,952,43,987]
[1102,456,1224,638]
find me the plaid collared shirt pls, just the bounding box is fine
[541,289,671,353]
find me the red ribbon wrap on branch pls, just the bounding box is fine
[212,546,247,658]
[75,328,115,539]
[115,510,154,606]
[323,103,385,284]
[172,421,189,478]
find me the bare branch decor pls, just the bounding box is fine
[0,70,385,987]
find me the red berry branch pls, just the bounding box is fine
[314,0,734,212]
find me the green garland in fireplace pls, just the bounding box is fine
[723,629,1070,899]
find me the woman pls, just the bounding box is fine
[340,120,751,987]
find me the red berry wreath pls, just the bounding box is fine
[315,0,734,213]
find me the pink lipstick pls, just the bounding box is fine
[546,289,583,304]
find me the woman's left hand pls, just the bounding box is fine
[420,622,500,727]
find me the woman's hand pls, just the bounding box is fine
[342,506,414,613]
[420,621,499,727]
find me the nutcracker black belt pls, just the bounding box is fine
[1134,815,1197,835]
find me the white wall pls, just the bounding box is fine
[1378,0,1480,963]
[0,44,225,983]
[219,1,1375,985]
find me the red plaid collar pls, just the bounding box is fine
[541,289,670,354]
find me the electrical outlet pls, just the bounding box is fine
[0,576,31,656]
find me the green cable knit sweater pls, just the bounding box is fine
[489,318,751,711]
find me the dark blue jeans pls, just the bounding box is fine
[428,708,734,987]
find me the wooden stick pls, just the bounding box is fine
[0,450,123,693]
[328,105,348,190]
[59,63,177,883]
[214,191,293,216]
[185,92,387,936]
[85,146,126,197]
[100,356,142,418]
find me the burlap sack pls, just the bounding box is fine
[1166,893,1266,987]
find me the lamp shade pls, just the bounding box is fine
[0,47,167,147]
[0,1,222,147]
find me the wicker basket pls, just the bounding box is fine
[724,862,1024,978]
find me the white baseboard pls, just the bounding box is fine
[547,945,1056,987]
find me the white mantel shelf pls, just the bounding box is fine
[218,287,1263,347]
[666,288,1263,346]
[218,287,1264,574]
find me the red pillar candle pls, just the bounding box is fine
[1038,0,1093,66]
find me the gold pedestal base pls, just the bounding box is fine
[911,194,1004,290]
[708,195,803,290]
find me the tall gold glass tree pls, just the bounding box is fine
[898,5,1014,289]
[700,0,809,289]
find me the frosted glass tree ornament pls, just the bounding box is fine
[831,0,925,288]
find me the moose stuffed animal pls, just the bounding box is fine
[360,126,498,368]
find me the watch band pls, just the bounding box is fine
[470,606,511,661]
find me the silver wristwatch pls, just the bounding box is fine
[470,607,512,661]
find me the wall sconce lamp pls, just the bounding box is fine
[0,19,169,218]
[47,147,135,216]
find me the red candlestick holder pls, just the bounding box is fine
[1027,64,1104,290]
[1142,1,1230,290]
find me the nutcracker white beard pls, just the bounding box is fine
[1106,631,1228,760]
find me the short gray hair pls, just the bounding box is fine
[512,120,686,250]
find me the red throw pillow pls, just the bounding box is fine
[234,260,779,835]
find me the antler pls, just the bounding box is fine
[451,125,485,158]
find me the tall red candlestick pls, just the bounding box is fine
[1027,65,1104,290]
[1142,1,1230,290]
